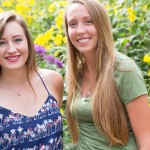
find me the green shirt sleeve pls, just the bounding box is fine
[114,52,148,105]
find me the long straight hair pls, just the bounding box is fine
[64,0,128,146]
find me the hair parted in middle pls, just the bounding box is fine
[0,11,37,73]
[0,11,37,98]
[64,0,128,146]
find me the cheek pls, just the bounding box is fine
[20,42,29,59]
[93,30,98,42]
[68,29,76,41]
[23,42,28,52]
[92,27,98,36]
[25,45,29,57]
[69,33,77,48]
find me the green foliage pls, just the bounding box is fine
[0,0,150,149]
[103,0,150,93]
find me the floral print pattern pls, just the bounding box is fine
[0,95,63,150]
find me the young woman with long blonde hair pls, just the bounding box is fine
[64,0,150,149]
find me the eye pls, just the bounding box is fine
[14,38,23,43]
[68,22,77,28]
[85,20,93,24]
[0,40,7,46]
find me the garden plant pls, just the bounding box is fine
[0,0,150,149]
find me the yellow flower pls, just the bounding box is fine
[63,37,67,44]
[60,109,64,116]
[143,5,147,11]
[54,34,63,45]
[50,27,55,32]
[58,27,63,34]
[58,9,64,16]
[143,54,150,63]
[54,51,60,57]
[0,8,3,12]
[35,27,56,48]
[44,28,54,40]
[105,4,110,10]
[26,0,34,6]
[15,4,30,13]
[148,70,150,76]
[34,34,47,47]
[48,3,56,13]
[2,1,12,7]
[127,8,133,14]
[55,16,63,28]
[15,4,22,11]
[44,32,51,40]
[55,10,64,29]
[128,13,136,22]
[114,7,117,13]
[45,44,52,51]
[10,0,15,2]
[16,0,24,3]
[58,1,68,7]
[127,7,136,22]
[26,15,32,25]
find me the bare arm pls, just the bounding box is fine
[126,95,150,150]
[51,71,64,108]
[43,69,64,108]
[55,74,64,108]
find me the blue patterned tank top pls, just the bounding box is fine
[0,71,63,150]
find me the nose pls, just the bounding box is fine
[76,23,85,35]
[7,42,17,54]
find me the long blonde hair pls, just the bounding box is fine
[64,0,128,146]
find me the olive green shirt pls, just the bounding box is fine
[70,52,148,150]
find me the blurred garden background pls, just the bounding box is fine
[0,0,150,149]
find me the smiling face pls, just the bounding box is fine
[0,21,28,71]
[66,3,98,54]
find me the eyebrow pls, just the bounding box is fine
[1,35,23,39]
[13,35,23,38]
[68,15,91,21]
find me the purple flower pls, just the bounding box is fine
[125,42,131,48]
[39,53,46,58]
[46,55,55,64]
[34,44,64,68]
[54,58,64,68]
[34,44,46,53]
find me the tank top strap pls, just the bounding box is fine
[35,70,51,95]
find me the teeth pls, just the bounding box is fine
[7,56,19,60]
[78,38,89,43]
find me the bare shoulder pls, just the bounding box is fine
[37,68,64,107]
[38,68,63,84]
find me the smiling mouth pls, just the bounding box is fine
[6,56,20,62]
[78,38,90,43]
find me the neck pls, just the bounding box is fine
[83,53,96,73]
[0,68,35,98]
[84,62,96,79]
[0,68,28,86]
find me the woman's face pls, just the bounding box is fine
[0,21,28,71]
[66,3,98,54]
